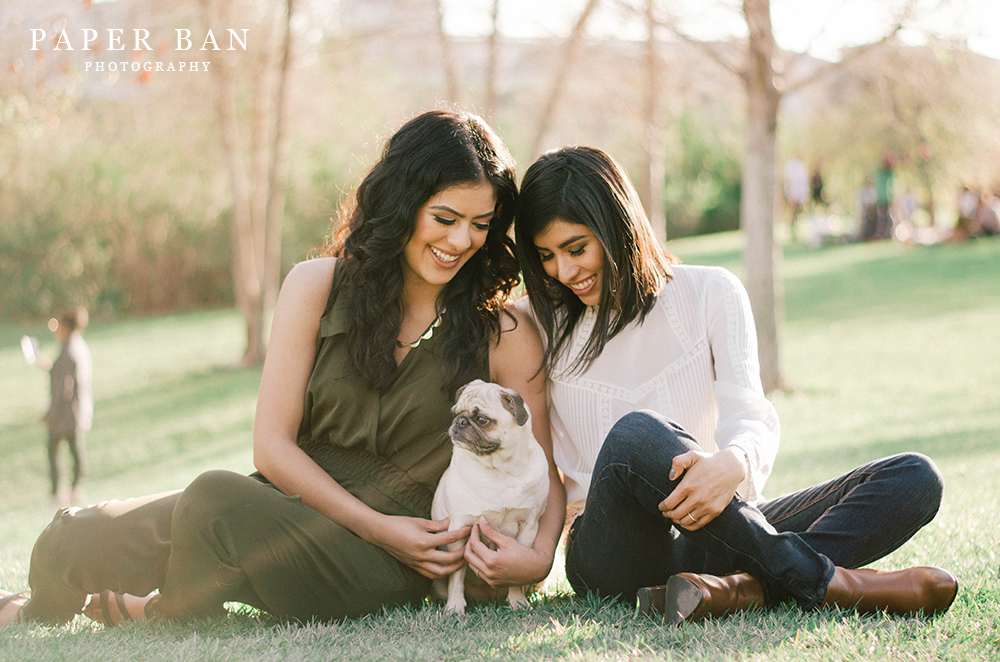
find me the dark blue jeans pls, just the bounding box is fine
[565,410,943,608]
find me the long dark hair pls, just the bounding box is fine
[324,110,520,394]
[515,146,675,376]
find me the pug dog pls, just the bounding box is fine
[431,379,550,615]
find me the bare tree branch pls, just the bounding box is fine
[782,24,902,95]
[530,0,601,156]
[782,0,921,94]
[610,0,746,79]
[661,24,745,79]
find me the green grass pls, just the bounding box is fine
[2,234,999,660]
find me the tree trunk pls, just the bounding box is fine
[204,0,294,365]
[262,0,296,348]
[639,0,666,245]
[741,0,784,392]
[647,0,910,390]
[248,26,274,357]
[530,0,600,156]
[435,0,460,104]
[484,0,501,120]
[205,0,262,364]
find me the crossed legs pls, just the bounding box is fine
[565,410,948,614]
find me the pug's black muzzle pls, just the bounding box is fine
[450,416,501,456]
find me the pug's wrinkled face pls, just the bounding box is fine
[449,379,529,456]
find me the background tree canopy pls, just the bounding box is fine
[2,0,999,326]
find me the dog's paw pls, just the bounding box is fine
[507,587,529,610]
[444,597,467,616]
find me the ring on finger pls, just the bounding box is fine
[685,514,699,524]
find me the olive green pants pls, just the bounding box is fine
[21,470,430,624]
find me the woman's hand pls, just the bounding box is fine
[658,448,747,531]
[464,517,554,588]
[369,515,472,580]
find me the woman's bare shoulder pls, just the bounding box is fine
[491,298,544,382]
[286,257,336,286]
[498,297,541,341]
[282,257,336,295]
[273,258,337,321]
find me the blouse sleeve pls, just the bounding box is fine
[703,268,780,502]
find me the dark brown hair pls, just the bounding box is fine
[515,146,675,376]
[323,110,520,393]
[59,306,89,333]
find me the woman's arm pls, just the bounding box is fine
[703,267,780,499]
[253,258,469,579]
[659,268,779,530]
[464,303,567,588]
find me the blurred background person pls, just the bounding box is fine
[783,156,810,242]
[952,185,979,241]
[33,307,93,509]
[810,159,827,215]
[855,177,878,241]
[874,152,897,240]
[972,190,1000,237]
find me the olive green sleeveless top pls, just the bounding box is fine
[295,259,488,519]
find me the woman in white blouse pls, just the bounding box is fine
[512,146,957,624]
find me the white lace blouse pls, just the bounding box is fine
[522,264,780,507]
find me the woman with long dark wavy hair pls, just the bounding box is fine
[0,110,565,626]
[513,146,956,624]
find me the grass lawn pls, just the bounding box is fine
[1,233,998,661]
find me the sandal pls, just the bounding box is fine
[0,590,28,625]
[85,590,145,627]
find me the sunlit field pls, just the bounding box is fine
[2,233,998,661]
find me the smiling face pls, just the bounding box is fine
[533,218,605,307]
[401,181,497,293]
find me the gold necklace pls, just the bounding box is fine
[396,312,444,349]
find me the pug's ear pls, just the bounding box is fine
[500,389,529,426]
[454,383,468,402]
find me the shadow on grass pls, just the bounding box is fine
[0,364,261,514]
[770,426,998,503]
[784,238,1000,325]
[93,365,260,430]
[779,426,998,469]
[0,366,259,455]
[666,235,1000,328]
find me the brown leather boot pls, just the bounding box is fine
[638,572,764,625]
[822,566,958,616]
